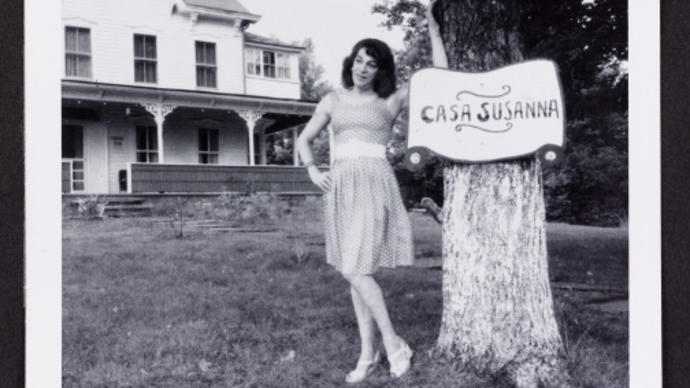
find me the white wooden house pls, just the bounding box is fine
[61,0,318,194]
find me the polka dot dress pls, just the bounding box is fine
[318,91,414,275]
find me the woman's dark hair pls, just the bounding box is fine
[341,38,396,98]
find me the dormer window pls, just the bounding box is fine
[245,48,291,80]
[134,34,157,83]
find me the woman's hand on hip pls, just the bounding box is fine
[308,166,332,192]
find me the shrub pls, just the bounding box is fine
[213,192,288,227]
[76,195,109,220]
[156,197,194,238]
[282,196,323,264]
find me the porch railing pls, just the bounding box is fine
[127,163,325,193]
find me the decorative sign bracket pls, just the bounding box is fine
[405,60,565,171]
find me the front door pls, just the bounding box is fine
[62,124,85,193]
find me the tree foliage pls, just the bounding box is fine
[375,0,628,225]
[266,39,332,166]
[299,38,332,102]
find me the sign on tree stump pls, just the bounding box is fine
[406,60,568,386]
[405,60,564,170]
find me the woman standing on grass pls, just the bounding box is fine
[296,1,446,383]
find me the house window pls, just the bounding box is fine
[134,34,157,83]
[276,53,291,79]
[198,128,219,164]
[246,48,262,75]
[136,125,158,163]
[62,124,85,191]
[195,41,217,88]
[245,48,291,80]
[62,125,84,159]
[263,51,276,78]
[65,26,92,78]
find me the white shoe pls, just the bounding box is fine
[388,339,413,378]
[345,351,381,384]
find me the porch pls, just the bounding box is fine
[62,162,324,194]
[62,80,322,194]
[126,163,322,193]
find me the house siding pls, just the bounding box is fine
[163,116,249,165]
[84,122,109,193]
[245,77,301,99]
[100,106,250,193]
[63,0,300,99]
[62,0,312,194]
[103,107,138,193]
[63,119,109,193]
[62,0,246,93]
[129,164,321,193]
[244,46,301,99]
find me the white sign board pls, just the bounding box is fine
[405,60,565,169]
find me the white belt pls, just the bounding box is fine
[334,141,386,160]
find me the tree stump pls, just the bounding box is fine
[436,160,565,386]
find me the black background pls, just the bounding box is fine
[661,0,690,387]
[1,0,688,386]
[0,0,24,385]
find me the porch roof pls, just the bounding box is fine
[62,80,317,116]
[183,0,251,15]
[244,32,305,52]
[175,0,261,24]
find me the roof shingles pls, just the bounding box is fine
[244,32,305,51]
[183,0,251,15]
[181,1,303,51]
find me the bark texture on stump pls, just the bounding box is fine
[433,1,566,386]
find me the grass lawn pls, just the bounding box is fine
[63,205,628,387]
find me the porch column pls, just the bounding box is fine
[238,110,263,166]
[142,103,176,163]
[292,127,299,166]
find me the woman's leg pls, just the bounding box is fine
[350,286,376,362]
[344,274,401,354]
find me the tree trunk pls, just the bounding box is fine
[434,1,566,386]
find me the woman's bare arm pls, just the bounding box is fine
[389,84,409,117]
[296,105,329,165]
[296,94,333,191]
[388,0,449,117]
[427,0,449,69]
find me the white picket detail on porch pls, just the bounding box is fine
[237,110,263,166]
[142,103,177,163]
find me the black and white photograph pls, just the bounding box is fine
[24,0,661,387]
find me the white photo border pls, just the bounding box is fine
[25,0,661,386]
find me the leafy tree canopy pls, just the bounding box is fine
[374,0,628,225]
[266,38,332,166]
[299,38,332,102]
